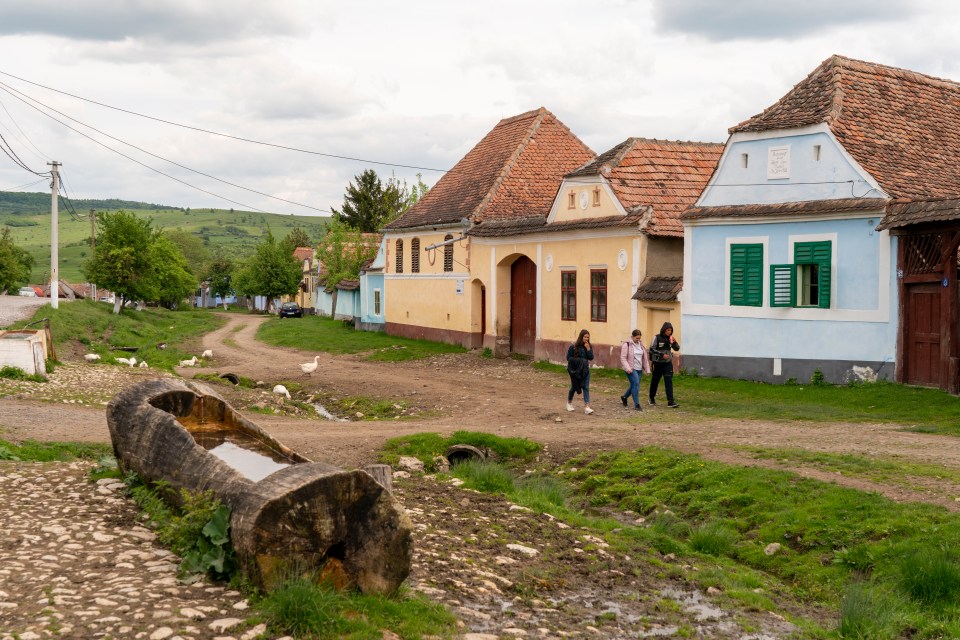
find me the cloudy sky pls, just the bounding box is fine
[0,0,956,219]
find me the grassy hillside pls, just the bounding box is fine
[0,191,328,283]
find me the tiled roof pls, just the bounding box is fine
[632,276,682,302]
[469,213,646,238]
[292,247,313,261]
[731,55,960,200]
[683,197,887,221]
[385,108,594,230]
[878,198,960,230]
[569,138,723,238]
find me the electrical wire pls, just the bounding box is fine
[56,169,86,222]
[3,177,46,191]
[0,80,331,214]
[0,131,49,177]
[0,68,449,173]
[0,95,48,162]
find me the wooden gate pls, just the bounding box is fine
[510,256,536,355]
[905,282,941,386]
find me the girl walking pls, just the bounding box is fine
[620,329,650,410]
[566,329,595,414]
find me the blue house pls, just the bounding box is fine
[357,237,386,331]
[681,55,960,391]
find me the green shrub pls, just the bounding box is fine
[259,576,340,638]
[811,368,826,386]
[689,521,738,557]
[0,365,45,382]
[897,548,960,605]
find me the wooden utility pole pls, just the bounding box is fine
[89,208,96,301]
[49,161,60,309]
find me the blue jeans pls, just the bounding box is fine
[568,369,591,404]
[623,370,642,407]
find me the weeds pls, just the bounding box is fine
[897,548,960,605]
[0,365,46,382]
[451,459,515,494]
[381,430,541,469]
[689,521,738,557]
[838,584,900,639]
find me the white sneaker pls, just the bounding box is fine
[566,403,575,412]
[584,407,594,415]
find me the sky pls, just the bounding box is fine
[0,0,958,220]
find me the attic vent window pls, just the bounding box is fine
[567,191,576,209]
[592,187,601,206]
[813,145,821,161]
[741,153,749,168]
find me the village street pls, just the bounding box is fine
[3,312,960,638]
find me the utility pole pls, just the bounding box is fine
[89,208,96,301]
[49,161,60,309]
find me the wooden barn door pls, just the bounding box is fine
[905,282,941,386]
[510,256,537,356]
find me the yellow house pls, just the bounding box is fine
[383,110,722,368]
[469,138,723,366]
[382,107,594,349]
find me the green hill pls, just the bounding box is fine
[0,191,329,283]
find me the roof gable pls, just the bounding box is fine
[385,108,594,230]
[731,55,960,200]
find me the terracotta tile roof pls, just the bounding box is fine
[469,213,646,238]
[385,108,594,230]
[683,197,887,221]
[878,198,960,230]
[292,247,313,261]
[731,55,960,200]
[569,138,723,238]
[632,276,682,302]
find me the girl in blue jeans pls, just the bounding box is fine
[619,329,650,410]
[566,329,594,414]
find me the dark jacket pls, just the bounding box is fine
[566,344,594,394]
[649,322,680,366]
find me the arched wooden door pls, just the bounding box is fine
[510,256,536,356]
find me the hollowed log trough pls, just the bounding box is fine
[107,379,412,594]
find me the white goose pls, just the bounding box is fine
[179,356,198,367]
[300,355,320,377]
[201,349,213,359]
[83,354,100,362]
[272,384,291,399]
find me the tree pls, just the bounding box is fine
[331,170,428,232]
[0,227,34,293]
[282,227,312,252]
[165,228,210,278]
[150,235,197,309]
[315,219,378,318]
[83,211,159,313]
[207,253,235,310]
[232,228,301,312]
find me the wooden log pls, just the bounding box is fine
[363,464,393,493]
[107,379,412,594]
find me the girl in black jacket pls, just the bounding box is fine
[566,329,594,414]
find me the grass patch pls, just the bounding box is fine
[257,576,456,639]
[14,299,224,372]
[0,365,46,382]
[381,430,541,469]
[0,438,111,462]
[257,315,466,361]
[566,447,960,636]
[193,372,258,389]
[322,395,410,421]
[532,360,960,433]
[451,459,515,494]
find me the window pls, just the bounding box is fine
[561,271,576,321]
[590,269,607,322]
[373,289,381,316]
[813,144,821,161]
[443,234,454,272]
[395,239,403,273]
[770,240,832,308]
[411,237,420,273]
[567,191,576,209]
[741,153,749,168]
[592,186,601,206]
[730,243,763,306]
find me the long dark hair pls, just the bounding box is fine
[574,329,590,350]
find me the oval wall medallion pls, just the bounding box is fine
[617,249,628,271]
[545,253,554,272]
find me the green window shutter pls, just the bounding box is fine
[730,244,763,306]
[770,264,795,307]
[818,263,831,308]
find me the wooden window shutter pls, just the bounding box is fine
[794,240,832,309]
[730,244,762,306]
[769,264,795,307]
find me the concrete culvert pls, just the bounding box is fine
[446,444,489,466]
[220,372,240,385]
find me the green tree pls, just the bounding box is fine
[206,252,235,310]
[165,228,210,277]
[331,170,428,232]
[232,228,301,312]
[0,227,34,293]
[150,235,197,309]
[282,226,312,252]
[83,211,159,313]
[315,219,378,318]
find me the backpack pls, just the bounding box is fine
[649,335,672,363]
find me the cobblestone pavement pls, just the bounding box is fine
[0,461,279,640]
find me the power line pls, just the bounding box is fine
[0,68,449,173]
[0,131,49,177]
[3,177,46,191]
[0,80,331,214]
[0,95,48,162]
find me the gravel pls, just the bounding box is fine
[0,295,56,329]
